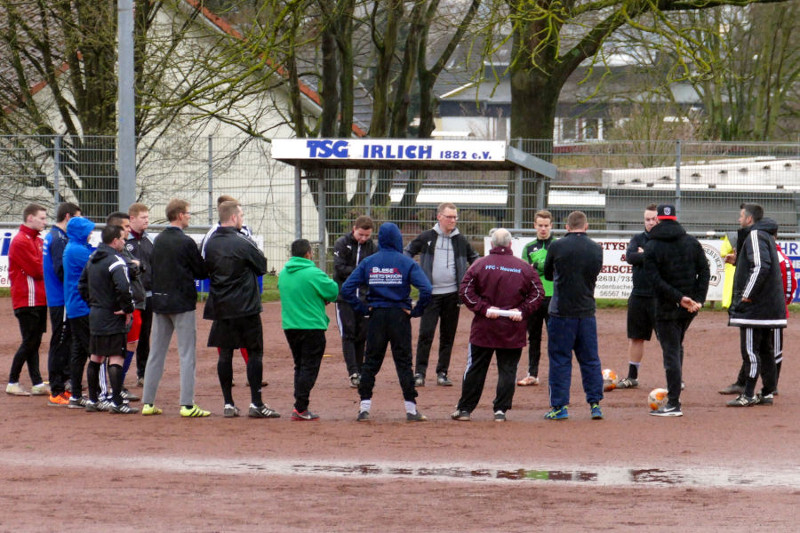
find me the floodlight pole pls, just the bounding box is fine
[118,0,136,211]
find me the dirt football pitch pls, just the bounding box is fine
[1,299,798,532]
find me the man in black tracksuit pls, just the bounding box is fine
[126,203,154,386]
[78,225,137,414]
[204,201,278,419]
[333,215,376,388]
[644,204,710,417]
[727,203,786,407]
[405,202,479,387]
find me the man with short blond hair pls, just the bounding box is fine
[142,199,210,417]
[406,202,479,387]
[126,202,154,386]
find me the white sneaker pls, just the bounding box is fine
[6,383,31,396]
[30,383,50,396]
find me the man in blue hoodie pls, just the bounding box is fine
[43,202,80,405]
[63,216,96,409]
[341,223,432,422]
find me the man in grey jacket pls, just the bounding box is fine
[405,202,478,387]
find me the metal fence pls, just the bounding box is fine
[2,135,799,272]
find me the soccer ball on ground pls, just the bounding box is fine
[648,388,669,411]
[602,368,618,392]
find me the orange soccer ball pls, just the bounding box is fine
[602,368,618,392]
[648,388,669,411]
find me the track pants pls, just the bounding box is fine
[358,308,417,403]
[456,344,521,413]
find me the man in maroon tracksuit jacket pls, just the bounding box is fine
[452,228,544,422]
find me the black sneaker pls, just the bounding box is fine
[291,409,320,421]
[121,389,140,402]
[650,403,683,417]
[756,393,774,406]
[451,409,470,421]
[494,410,506,422]
[110,403,139,414]
[248,404,280,418]
[616,377,638,389]
[727,394,757,407]
[414,374,425,387]
[67,396,88,409]
[436,372,453,386]
[357,411,371,422]
[406,411,428,422]
[718,383,744,395]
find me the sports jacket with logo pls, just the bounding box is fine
[79,243,134,335]
[9,224,46,310]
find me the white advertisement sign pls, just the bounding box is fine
[272,138,507,163]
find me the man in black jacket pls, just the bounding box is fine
[617,203,659,389]
[78,225,137,414]
[644,204,710,417]
[726,203,786,407]
[204,201,278,419]
[405,202,479,387]
[126,203,154,387]
[333,215,376,388]
[141,199,210,418]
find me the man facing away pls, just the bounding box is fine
[616,203,659,390]
[342,222,432,422]
[279,239,339,421]
[333,215,376,388]
[518,209,555,387]
[79,224,138,414]
[726,203,786,407]
[644,204,709,417]
[543,211,605,421]
[204,201,278,419]
[141,199,210,418]
[6,204,50,397]
[42,202,81,405]
[405,202,479,387]
[452,228,544,422]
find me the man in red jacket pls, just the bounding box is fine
[452,228,544,422]
[6,204,50,396]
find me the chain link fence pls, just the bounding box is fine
[2,135,799,272]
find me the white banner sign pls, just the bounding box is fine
[272,138,507,163]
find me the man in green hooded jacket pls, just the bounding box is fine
[279,239,339,421]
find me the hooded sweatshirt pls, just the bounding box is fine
[43,225,69,307]
[342,223,432,316]
[278,256,339,330]
[63,217,96,319]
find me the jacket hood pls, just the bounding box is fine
[649,219,686,241]
[378,223,403,252]
[433,222,460,238]
[754,217,779,236]
[90,243,118,264]
[284,256,315,273]
[66,216,95,242]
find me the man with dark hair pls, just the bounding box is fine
[43,202,80,405]
[518,209,555,387]
[63,215,96,409]
[79,225,137,414]
[333,215,376,387]
[452,229,544,422]
[126,202,154,387]
[543,210,605,421]
[616,203,659,389]
[725,203,786,407]
[142,199,210,418]
[645,204,710,417]
[6,204,50,397]
[279,238,339,420]
[204,201,279,419]
[406,202,479,387]
[342,222,432,422]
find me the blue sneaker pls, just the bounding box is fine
[590,403,603,420]
[544,406,568,420]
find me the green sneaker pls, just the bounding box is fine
[180,405,211,417]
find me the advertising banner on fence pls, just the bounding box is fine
[478,236,800,303]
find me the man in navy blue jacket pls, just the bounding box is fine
[341,223,432,422]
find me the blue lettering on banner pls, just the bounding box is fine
[1,231,12,256]
[361,144,433,160]
[306,139,349,158]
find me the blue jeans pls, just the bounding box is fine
[547,316,603,407]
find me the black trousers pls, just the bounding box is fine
[525,296,550,376]
[654,316,693,407]
[738,327,777,397]
[285,329,326,412]
[135,297,153,379]
[9,306,47,385]
[414,292,460,377]
[359,307,417,403]
[68,315,90,399]
[335,301,367,376]
[47,305,71,394]
[456,344,522,413]
[735,328,783,389]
